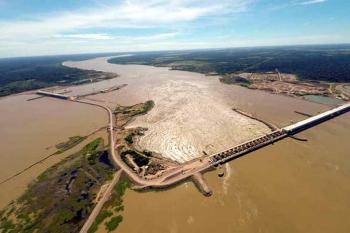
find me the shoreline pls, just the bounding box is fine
[0,57,345,109]
[0,125,107,186]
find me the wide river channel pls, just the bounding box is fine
[1,57,349,233]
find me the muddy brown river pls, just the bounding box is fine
[0,56,349,233]
[65,57,350,233]
[64,58,273,163]
[0,93,108,208]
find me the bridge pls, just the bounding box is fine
[206,102,350,168]
[128,102,350,194]
[38,90,349,231]
[37,88,350,195]
[208,129,286,166]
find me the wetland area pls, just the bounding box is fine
[0,57,349,233]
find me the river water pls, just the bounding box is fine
[64,57,350,233]
[0,93,108,208]
[64,58,273,163]
[0,57,349,233]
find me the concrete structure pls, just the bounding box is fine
[283,102,350,133]
[36,90,70,99]
[39,92,349,232]
[39,91,350,194]
[208,102,350,167]
[192,173,212,196]
[208,130,287,166]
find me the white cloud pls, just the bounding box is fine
[0,0,252,41]
[52,32,179,41]
[0,0,255,57]
[266,0,328,11]
[2,32,345,58]
[126,32,180,41]
[298,0,327,5]
[53,33,114,40]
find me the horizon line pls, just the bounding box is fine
[1,42,350,60]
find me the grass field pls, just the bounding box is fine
[0,138,117,233]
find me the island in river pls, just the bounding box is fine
[0,54,349,233]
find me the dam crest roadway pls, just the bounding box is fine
[36,90,350,232]
[36,90,350,195]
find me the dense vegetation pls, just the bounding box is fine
[0,138,116,233]
[125,100,155,117]
[55,136,87,154]
[219,75,252,86]
[2,45,349,97]
[114,100,155,127]
[109,44,350,82]
[0,53,120,96]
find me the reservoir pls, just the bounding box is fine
[0,93,107,208]
[65,57,350,233]
[0,57,349,233]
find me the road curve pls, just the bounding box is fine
[73,99,154,185]
[73,99,206,191]
[73,100,280,189]
[73,99,350,191]
[44,96,350,233]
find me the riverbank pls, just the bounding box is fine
[64,57,350,233]
[0,93,108,208]
[221,72,349,104]
[0,138,117,233]
[1,56,349,233]
[64,57,273,163]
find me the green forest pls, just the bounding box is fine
[1,45,350,97]
[109,44,350,82]
[0,53,118,96]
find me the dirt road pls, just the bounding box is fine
[79,170,122,233]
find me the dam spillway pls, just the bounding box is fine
[208,102,350,167]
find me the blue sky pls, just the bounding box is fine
[0,0,349,57]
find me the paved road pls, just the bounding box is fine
[40,95,350,232]
[74,100,154,185]
[74,98,350,231]
[79,170,122,233]
[71,99,350,190]
[74,99,206,189]
[74,99,278,188]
